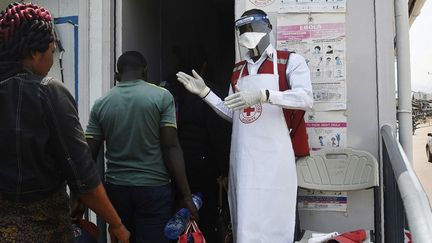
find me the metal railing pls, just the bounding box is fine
[381,124,432,243]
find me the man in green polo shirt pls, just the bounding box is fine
[85,51,197,243]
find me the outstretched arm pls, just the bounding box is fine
[177,70,233,122]
[202,91,233,122]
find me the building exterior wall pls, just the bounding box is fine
[0,0,399,239]
[31,0,79,93]
[91,0,397,237]
[234,0,396,235]
[298,0,377,231]
[69,0,115,127]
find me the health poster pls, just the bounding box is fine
[312,82,346,110]
[246,0,280,13]
[280,0,346,13]
[305,111,347,150]
[298,189,348,212]
[277,14,346,110]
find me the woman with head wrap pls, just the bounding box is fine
[0,2,129,242]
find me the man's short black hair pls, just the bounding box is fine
[117,51,147,73]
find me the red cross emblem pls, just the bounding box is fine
[239,104,262,124]
[243,107,255,116]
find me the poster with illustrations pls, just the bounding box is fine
[298,189,347,212]
[312,82,346,110]
[246,0,280,13]
[280,0,347,13]
[277,14,346,110]
[305,111,347,150]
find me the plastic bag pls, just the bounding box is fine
[178,220,206,243]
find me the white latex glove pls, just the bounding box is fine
[224,85,267,111]
[176,69,211,98]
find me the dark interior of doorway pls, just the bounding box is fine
[121,0,235,93]
[161,0,235,94]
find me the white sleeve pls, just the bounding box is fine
[267,53,314,111]
[203,89,233,122]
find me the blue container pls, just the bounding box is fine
[164,193,203,240]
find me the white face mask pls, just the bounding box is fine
[238,32,266,49]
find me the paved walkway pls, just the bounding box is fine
[412,123,432,205]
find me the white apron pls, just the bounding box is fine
[228,50,298,243]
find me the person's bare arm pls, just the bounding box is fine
[44,79,128,242]
[83,139,129,242]
[80,183,130,243]
[160,126,199,219]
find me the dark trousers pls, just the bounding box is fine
[106,183,173,243]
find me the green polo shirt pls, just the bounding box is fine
[85,79,176,186]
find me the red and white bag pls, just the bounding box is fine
[178,220,206,243]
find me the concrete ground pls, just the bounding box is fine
[412,123,432,205]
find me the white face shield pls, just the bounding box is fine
[235,14,272,60]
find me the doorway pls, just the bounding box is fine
[118,0,235,92]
